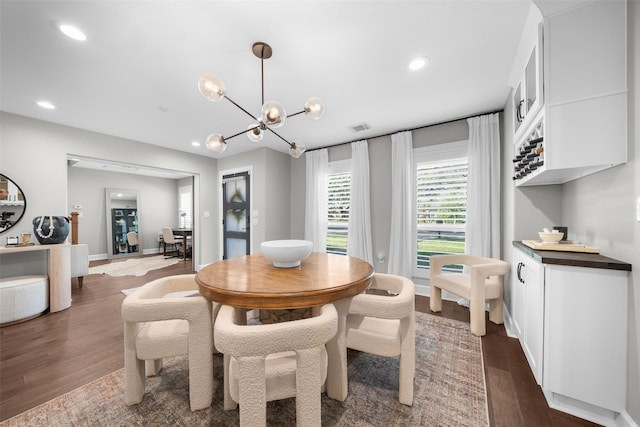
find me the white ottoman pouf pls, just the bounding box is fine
[0,275,49,325]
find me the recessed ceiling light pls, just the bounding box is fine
[408,56,429,71]
[58,23,86,41]
[36,100,56,109]
[191,141,201,147]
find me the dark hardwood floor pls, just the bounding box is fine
[1,258,598,426]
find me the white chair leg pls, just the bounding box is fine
[188,326,213,411]
[489,297,503,325]
[223,354,237,410]
[295,347,323,426]
[238,356,267,427]
[429,286,443,312]
[469,298,486,336]
[145,359,163,376]
[398,314,415,406]
[124,322,145,405]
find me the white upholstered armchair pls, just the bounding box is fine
[121,274,215,411]
[429,254,510,336]
[346,273,416,406]
[214,303,338,426]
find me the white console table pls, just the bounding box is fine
[0,244,71,312]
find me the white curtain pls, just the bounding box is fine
[304,149,328,252]
[466,113,501,258]
[388,131,414,278]
[347,140,373,264]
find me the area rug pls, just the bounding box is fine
[88,255,181,277]
[0,312,488,427]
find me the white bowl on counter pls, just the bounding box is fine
[260,240,313,268]
[538,231,564,244]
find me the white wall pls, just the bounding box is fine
[0,112,220,266]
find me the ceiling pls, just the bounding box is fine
[1,1,534,160]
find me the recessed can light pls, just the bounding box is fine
[36,100,56,109]
[408,56,429,71]
[59,23,86,41]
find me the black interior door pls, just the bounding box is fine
[222,171,250,259]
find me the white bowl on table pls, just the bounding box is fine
[538,231,564,244]
[260,240,313,268]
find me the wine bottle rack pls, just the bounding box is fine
[513,119,544,182]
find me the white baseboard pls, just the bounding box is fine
[501,303,519,338]
[617,411,639,427]
[88,253,108,261]
[543,390,637,427]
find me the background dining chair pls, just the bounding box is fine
[161,227,184,258]
[126,231,138,252]
[70,243,89,289]
[214,303,338,427]
[121,274,215,411]
[345,273,416,406]
[429,254,510,336]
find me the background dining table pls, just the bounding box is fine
[196,252,374,401]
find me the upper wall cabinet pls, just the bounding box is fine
[512,24,544,139]
[513,0,627,186]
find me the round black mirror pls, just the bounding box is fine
[0,173,27,234]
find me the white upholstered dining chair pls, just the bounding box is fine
[346,273,416,406]
[121,274,215,411]
[214,303,338,427]
[70,243,89,289]
[429,254,510,336]
[161,227,184,258]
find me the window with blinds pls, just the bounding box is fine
[327,160,351,255]
[414,141,468,276]
[179,186,192,229]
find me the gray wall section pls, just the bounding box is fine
[289,118,471,275]
[217,147,292,255]
[0,112,219,266]
[67,167,178,257]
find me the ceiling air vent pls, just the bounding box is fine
[349,122,370,133]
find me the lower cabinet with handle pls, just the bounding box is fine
[511,242,630,426]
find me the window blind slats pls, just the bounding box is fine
[327,171,350,255]
[416,157,467,272]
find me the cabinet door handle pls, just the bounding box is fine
[516,100,524,122]
[517,262,525,283]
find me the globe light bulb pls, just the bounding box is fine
[261,100,286,128]
[304,97,325,120]
[247,123,264,142]
[205,133,226,153]
[289,142,306,158]
[198,73,226,101]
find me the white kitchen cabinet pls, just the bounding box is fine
[512,24,543,140]
[511,243,631,426]
[512,0,627,186]
[512,248,544,384]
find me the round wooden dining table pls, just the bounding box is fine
[196,252,375,401]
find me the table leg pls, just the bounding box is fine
[48,245,71,312]
[325,297,352,401]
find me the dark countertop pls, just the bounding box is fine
[513,241,631,271]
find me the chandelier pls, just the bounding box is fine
[198,42,325,158]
